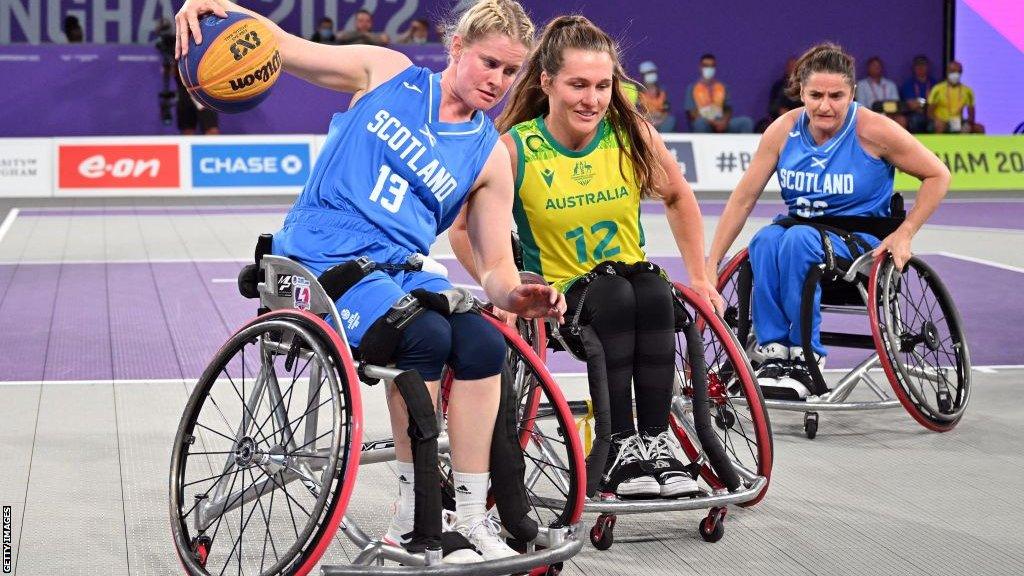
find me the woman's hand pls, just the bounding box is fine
[872,228,914,270]
[691,277,725,316]
[175,0,229,59]
[506,284,566,324]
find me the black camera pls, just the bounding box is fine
[154,17,177,126]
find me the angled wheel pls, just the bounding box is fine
[170,310,362,576]
[672,282,773,506]
[869,255,971,431]
[440,312,585,534]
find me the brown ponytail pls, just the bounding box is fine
[497,15,662,198]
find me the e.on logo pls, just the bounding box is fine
[59,145,180,188]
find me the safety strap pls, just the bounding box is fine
[773,217,873,274]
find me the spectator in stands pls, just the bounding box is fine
[855,56,906,127]
[397,17,431,44]
[637,60,676,132]
[310,17,336,44]
[901,55,937,133]
[929,60,985,133]
[757,56,802,132]
[684,53,753,133]
[63,15,84,43]
[337,9,390,46]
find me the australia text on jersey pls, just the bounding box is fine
[778,169,854,195]
[545,186,629,210]
[366,109,458,202]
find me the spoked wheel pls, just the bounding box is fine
[170,310,362,576]
[672,282,773,506]
[869,255,971,431]
[440,312,585,535]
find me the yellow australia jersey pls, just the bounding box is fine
[510,116,646,293]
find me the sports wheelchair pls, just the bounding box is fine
[513,266,773,549]
[716,195,971,439]
[169,237,586,576]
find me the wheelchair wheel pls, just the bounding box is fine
[869,255,971,431]
[170,309,362,576]
[440,312,585,532]
[715,249,756,353]
[672,282,773,506]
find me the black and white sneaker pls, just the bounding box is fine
[601,433,660,499]
[644,431,700,498]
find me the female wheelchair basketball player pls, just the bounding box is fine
[452,16,772,548]
[175,0,565,564]
[708,43,962,430]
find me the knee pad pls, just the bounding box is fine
[447,313,506,380]
[394,310,452,381]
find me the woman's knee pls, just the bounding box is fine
[779,225,824,256]
[749,225,785,257]
[448,313,507,380]
[394,310,452,381]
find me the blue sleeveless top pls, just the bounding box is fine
[776,103,894,218]
[280,65,499,263]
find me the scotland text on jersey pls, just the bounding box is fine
[366,108,458,202]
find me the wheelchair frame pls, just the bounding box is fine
[170,255,586,576]
[717,243,971,439]
[516,271,772,547]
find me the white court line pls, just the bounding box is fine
[0,208,19,245]
[933,251,1024,274]
[3,365,1019,387]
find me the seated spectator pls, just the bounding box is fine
[757,56,802,132]
[310,17,336,44]
[396,17,431,44]
[63,15,83,43]
[684,53,753,133]
[637,60,676,132]
[929,60,985,133]
[901,55,937,133]
[855,56,906,127]
[337,9,390,46]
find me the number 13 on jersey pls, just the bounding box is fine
[369,164,409,213]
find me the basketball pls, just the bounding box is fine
[177,12,281,113]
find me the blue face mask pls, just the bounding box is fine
[319,27,333,36]
[702,66,716,80]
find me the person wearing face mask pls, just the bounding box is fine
[636,60,676,132]
[928,61,985,133]
[310,16,337,44]
[684,53,753,133]
[705,43,950,400]
[398,17,431,44]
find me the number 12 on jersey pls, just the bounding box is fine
[369,164,409,213]
[565,220,620,264]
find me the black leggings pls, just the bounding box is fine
[565,271,676,437]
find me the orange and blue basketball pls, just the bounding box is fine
[177,12,281,114]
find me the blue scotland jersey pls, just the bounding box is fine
[282,65,499,261]
[776,103,894,218]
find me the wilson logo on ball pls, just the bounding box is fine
[178,12,281,113]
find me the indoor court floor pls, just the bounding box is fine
[1,196,1022,575]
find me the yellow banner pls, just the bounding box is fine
[895,135,1024,191]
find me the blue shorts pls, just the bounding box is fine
[272,208,451,347]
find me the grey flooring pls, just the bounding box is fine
[1,196,1022,575]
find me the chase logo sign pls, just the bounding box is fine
[191,143,310,187]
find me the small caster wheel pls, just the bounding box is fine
[715,407,736,430]
[191,535,212,567]
[547,562,564,575]
[804,412,819,439]
[699,507,727,543]
[937,389,953,414]
[589,514,616,550]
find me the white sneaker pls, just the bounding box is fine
[603,434,660,498]
[382,501,412,547]
[644,431,700,498]
[789,346,826,370]
[457,511,519,561]
[754,343,790,387]
[440,510,483,564]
